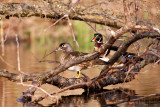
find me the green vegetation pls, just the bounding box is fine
[20,20,96,53]
[72,21,94,52]
[143,11,149,19]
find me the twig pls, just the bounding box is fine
[33,81,88,102]
[16,35,21,72]
[39,0,80,47]
[0,17,4,56]
[67,16,79,47]
[42,49,56,59]
[15,34,24,83]
[39,60,60,63]
[4,20,10,43]
[65,0,80,47]
[146,51,160,64]
[123,65,134,82]
[15,34,30,79]
[132,25,160,34]
[17,82,58,102]
[123,0,131,25]
[134,0,139,25]
[42,15,67,33]
[146,51,160,59]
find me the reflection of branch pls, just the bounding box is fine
[110,93,160,106]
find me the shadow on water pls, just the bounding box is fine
[22,88,160,107]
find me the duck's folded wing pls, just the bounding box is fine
[91,58,109,65]
[69,51,88,57]
[63,51,88,61]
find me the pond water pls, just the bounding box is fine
[0,43,160,107]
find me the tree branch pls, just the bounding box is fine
[0,1,124,28]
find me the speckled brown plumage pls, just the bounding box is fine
[56,42,108,78]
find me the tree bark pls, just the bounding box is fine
[0,1,125,28]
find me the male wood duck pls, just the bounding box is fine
[56,42,109,78]
[91,33,119,62]
[91,33,143,66]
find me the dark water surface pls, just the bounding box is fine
[0,44,160,107]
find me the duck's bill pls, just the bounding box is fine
[91,37,96,42]
[55,47,61,51]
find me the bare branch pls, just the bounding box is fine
[0,17,4,56]
[123,0,131,25]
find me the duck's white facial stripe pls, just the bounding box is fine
[104,49,109,56]
[98,37,103,43]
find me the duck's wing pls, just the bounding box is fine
[62,51,88,63]
[62,51,109,66]
[69,51,109,65]
[68,51,88,57]
[91,58,109,65]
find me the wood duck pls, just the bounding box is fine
[91,33,143,66]
[56,42,109,78]
[91,33,118,62]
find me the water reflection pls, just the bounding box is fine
[21,88,160,107]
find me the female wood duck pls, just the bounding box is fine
[91,33,142,66]
[56,42,108,78]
